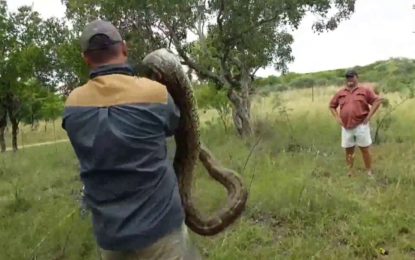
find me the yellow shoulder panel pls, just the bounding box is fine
[65,75,168,107]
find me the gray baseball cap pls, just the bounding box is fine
[80,20,123,52]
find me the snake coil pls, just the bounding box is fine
[140,48,248,236]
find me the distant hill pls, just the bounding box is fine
[255,58,415,93]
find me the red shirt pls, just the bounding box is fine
[329,85,380,129]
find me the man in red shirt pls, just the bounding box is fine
[329,70,383,178]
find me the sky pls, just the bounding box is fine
[6,0,415,77]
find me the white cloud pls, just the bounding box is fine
[258,0,415,76]
[6,0,415,77]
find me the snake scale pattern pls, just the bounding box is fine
[140,48,248,236]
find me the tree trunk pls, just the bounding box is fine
[0,111,6,153]
[53,120,57,142]
[6,95,21,152]
[227,75,253,137]
[10,117,18,152]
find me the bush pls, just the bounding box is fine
[194,83,231,131]
[289,76,316,89]
[254,58,415,93]
[255,75,281,88]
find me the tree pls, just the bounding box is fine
[54,35,90,96]
[18,79,47,129]
[63,0,356,137]
[0,2,69,152]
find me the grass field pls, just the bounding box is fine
[0,86,414,260]
[2,121,68,149]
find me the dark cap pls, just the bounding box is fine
[80,20,123,52]
[345,69,358,78]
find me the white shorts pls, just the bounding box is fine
[341,123,372,148]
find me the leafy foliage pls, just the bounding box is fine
[195,83,231,131]
[0,2,69,150]
[255,58,415,93]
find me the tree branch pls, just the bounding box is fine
[163,21,226,87]
[216,0,239,88]
[195,2,207,44]
[251,66,261,77]
[226,13,282,46]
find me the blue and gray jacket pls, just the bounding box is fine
[62,64,184,251]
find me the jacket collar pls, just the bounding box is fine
[89,63,135,79]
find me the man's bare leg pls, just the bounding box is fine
[359,146,373,177]
[346,147,355,177]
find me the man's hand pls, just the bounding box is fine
[363,98,383,125]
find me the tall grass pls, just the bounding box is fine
[0,87,414,259]
[3,120,67,149]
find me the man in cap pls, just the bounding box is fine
[329,69,383,178]
[62,20,200,259]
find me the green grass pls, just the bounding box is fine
[3,120,68,149]
[1,87,414,259]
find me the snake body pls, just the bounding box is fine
[140,48,248,236]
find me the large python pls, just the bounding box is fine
[138,48,248,236]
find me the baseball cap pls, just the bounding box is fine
[80,20,123,52]
[345,69,358,78]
